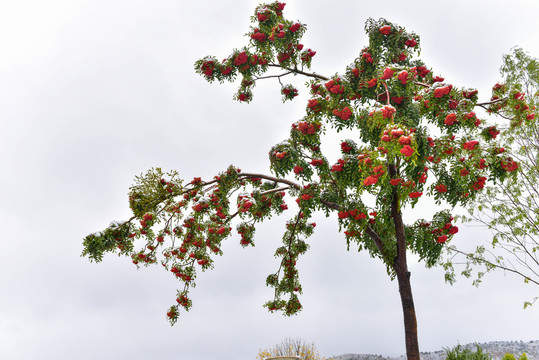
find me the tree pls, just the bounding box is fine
[81,3,533,360]
[443,47,538,306]
[256,337,324,360]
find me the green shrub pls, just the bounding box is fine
[502,353,528,360]
[444,344,491,360]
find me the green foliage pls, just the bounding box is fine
[501,352,528,360]
[83,1,533,327]
[82,221,135,262]
[444,344,491,360]
[407,210,456,268]
[500,47,539,99]
[445,47,539,298]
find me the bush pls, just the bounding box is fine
[502,353,528,360]
[257,337,325,360]
[444,344,491,360]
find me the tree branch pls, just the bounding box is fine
[475,97,507,107]
[449,248,539,286]
[260,186,291,196]
[240,172,301,189]
[364,225,388,257]
[253,71,293,81]
[241,172,346,214]
[268,64,329,81]
[414,81,430,88]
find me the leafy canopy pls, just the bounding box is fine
[82,1,534,325]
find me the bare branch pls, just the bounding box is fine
[253,71,293,81]
[268,64,330,81]
[475,97,507,106]
[449,248,539,286]
[260,186,291,196]
[240,172,301,189]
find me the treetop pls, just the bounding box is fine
[83,1,535,325]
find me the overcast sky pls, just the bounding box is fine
[1,1,538,359]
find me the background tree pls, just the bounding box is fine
[443,47,538,307]
[257,337,324,360]
[81,2,533,360]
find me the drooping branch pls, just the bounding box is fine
[448,248,539,287]
[271,209,303,301]
[241,172,343,212]
[477,106,513,121]
[414,81,513,120]
[241,172,390,262]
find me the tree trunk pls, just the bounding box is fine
[395,267,420,360]
[388,164,420,360]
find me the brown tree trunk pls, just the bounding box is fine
[388,163,420,360]
[395,266,420,360]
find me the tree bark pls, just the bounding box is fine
[388,163,420,360]
[395,267,420,360]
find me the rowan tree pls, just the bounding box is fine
[81,3,534,360]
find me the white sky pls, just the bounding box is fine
[1,1,538,359]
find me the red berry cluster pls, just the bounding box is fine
[378,126,416,159]
[281,85,298,101]
[435,184,448,193]
[307,98,322,113]
[501,158,518,172]
[237,195,254,213]
[171,266,193,282]
[338,209,368,221]
[381,67,395,80]
[310,158,324,166]
[408,191,423,199]
[379,25,391,36]
[432,220,459,243]
[176,294,190,308]
[332,106,352,120]
[405,38,417,47]
[470,176,487,191]
[293,121,321,135]
[484,126,500,139]
[433,85,452,98]
[462,140,479,151]
[325,78,345,95]
[331,159,347,172]
[341,141,354,154]
[362,51,374,64]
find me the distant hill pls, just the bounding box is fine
[327,340,539,360]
